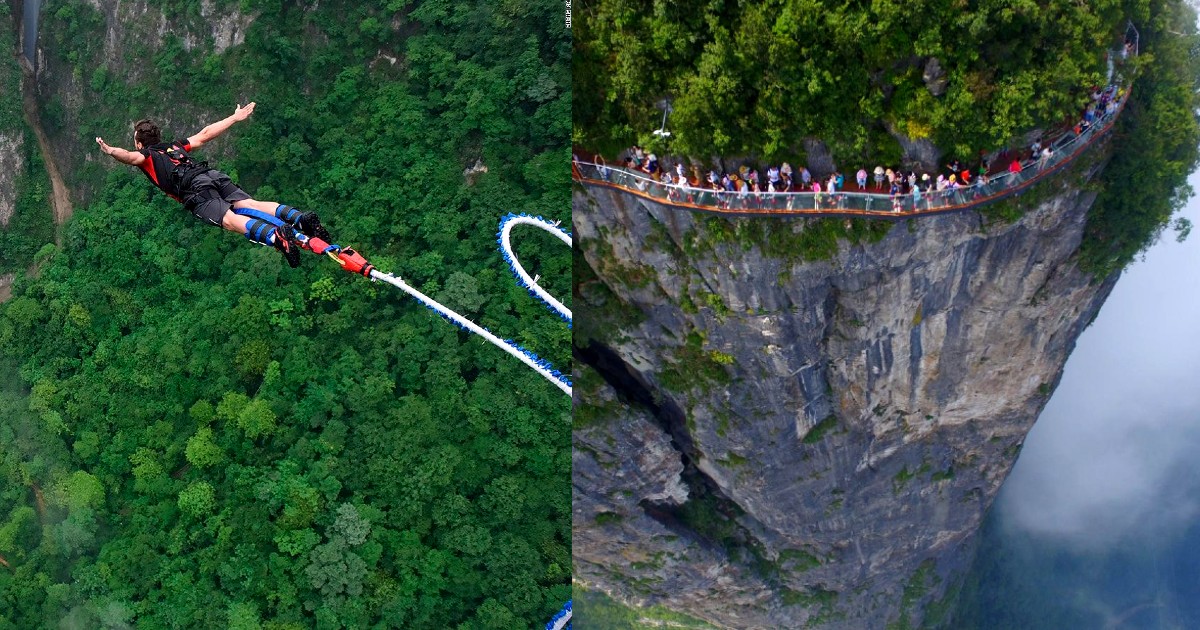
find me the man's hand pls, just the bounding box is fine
[189,103,255,149]
[96,137,144,166]
[232,102,256,121]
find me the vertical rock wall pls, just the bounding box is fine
[573,164,1119,628]
[0,132,23,226]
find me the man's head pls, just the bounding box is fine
[133,119,161,149]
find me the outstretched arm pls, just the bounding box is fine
[187,102,255,149]
[96,137,145,166]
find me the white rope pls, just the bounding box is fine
[498,214,573,322]
[546,601,572,630]
[365,214,572,397]
[369,270,571,396]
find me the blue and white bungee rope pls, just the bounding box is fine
[498,213,572,326]
[370,214,572,396]
[546,600,572,630]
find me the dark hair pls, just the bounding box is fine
[134,119,161,146]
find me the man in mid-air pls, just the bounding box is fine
[95,102,330,267]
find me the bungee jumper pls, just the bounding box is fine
[96,105,570,395]
[95,102,333,268]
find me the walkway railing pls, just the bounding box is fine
[573,86,1130,219]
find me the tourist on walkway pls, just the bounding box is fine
[1039,146,1053,170]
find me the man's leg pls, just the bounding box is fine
[218,206,301,268]
[221,210,253,234]
[188,175,300,268]
[230,198,280,215]
[232,198,331,240]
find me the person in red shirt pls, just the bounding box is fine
[95,102,329,268]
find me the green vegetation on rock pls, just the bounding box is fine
[888,559,943,630]
[802,414,838,445]
[1080,0,1200,277]
[574,585,719,629]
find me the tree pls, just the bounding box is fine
[129,447,171,496]
[184,427,224,468]
[331,503,370,546]
[305,538,367,600]
[227,602,262,630]
[49,470,105,511]
[0,506,38,561]
[237,399,278,440]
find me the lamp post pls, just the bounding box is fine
[652,98,673,138]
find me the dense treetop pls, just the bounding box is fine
[0,0,571,628]
[576,0,1144,163]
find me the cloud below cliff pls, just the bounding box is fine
[999,173,1200,547]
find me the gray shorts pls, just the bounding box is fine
[182,170,251,226]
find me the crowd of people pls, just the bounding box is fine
[581,83,1124,213]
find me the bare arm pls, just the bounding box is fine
[96,137,145,166]
[187,102,255,149]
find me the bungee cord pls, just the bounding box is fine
[546,600,572,630]
[498,213,572,324]
[306,213,572,396]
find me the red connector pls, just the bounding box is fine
[301,237,373,277]
[336,248,375,277]
[305,236,335,254]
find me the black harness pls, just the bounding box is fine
[150,142,210,196]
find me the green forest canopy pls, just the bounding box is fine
[576,0,1140,162]
[1077,0,1200,275]
[0,0,571,628]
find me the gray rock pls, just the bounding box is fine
[0,133,25,227]
[885,121,943,173]
[924,57,948,97]
[803,139,838,178]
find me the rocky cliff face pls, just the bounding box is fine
[0,132,23,226]
[573,164,1119,628]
